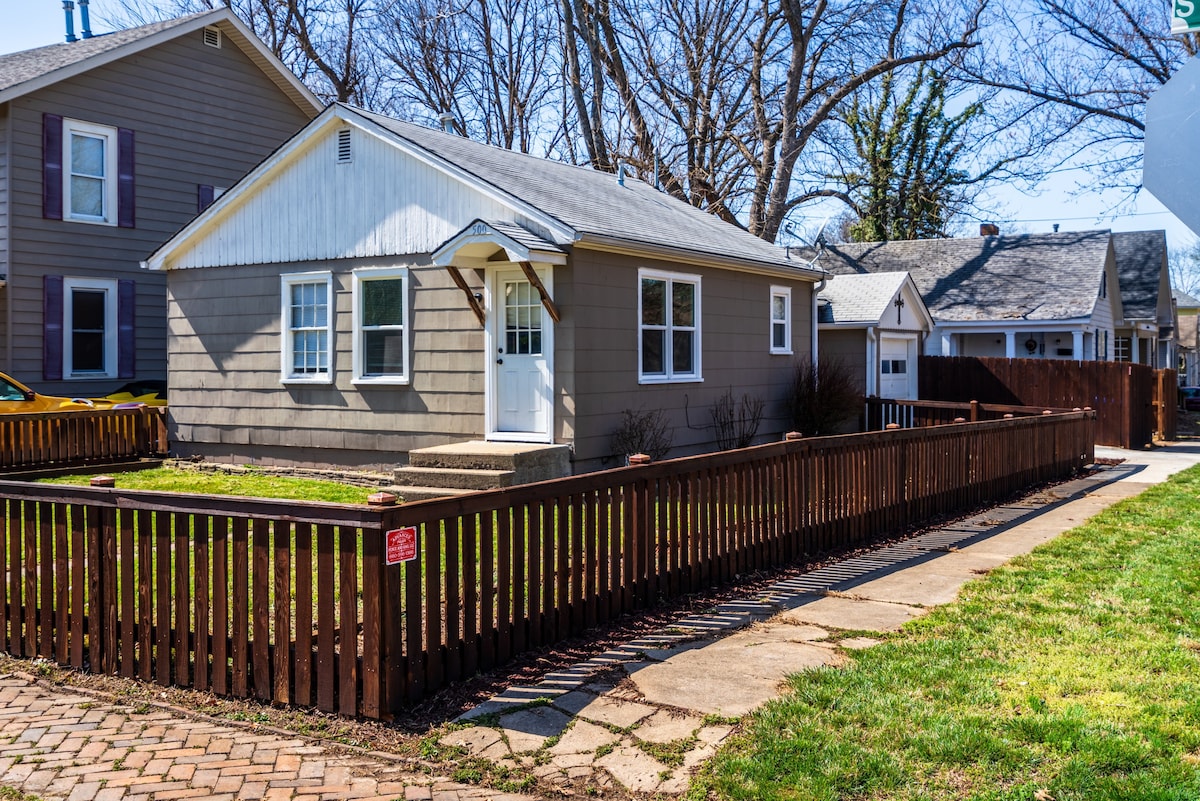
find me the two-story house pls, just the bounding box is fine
[0,8,319,396]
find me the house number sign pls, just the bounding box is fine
[385,526,419,565]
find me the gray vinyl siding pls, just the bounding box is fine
[568,249,814,472]
[5,30,312,394]
[1,103,9,370]
[168,257,488,470]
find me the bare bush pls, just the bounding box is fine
[786,356,862,436]
[610,407,673,462]
[710,389,764,451]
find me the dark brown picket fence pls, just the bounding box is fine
[0,410,1094,719]
[0,406,168,470]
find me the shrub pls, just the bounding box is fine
[710,389,764,450]
[611,407,673,462]
[786,356,862,436]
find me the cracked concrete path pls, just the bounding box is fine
[442,444,1200,796]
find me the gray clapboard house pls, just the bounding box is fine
[145,103,824,474]
[819,229,1122,362]
[1111,230,1175,368]
[0,9,319,396]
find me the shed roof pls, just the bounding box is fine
[817,230,1113,322]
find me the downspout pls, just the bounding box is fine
[812,275,826,368]
[865,326,877,397]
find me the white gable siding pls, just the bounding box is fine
[168,126,545,269]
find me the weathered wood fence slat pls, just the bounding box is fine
[0,407,168,471]
[0,411,1093,718]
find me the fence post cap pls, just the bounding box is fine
[1003,413,1014,419]
[1043,410,1053,415]
[784,431,803,441]
[1073,407,1082,412]
[628,453,652,465]
[953,417,966,423]
[89,475,116,487]
[367,491,398,506]
[885,423,901,430]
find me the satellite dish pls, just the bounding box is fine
[809,215,831,248]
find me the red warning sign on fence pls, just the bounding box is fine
[385,527,418,565]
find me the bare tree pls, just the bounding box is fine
[961,0,1200,195]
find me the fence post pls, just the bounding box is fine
[87,477,117,674]
[970,400,978,422]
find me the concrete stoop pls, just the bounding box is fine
[392,441,571,502]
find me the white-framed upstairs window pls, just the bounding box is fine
[770,286,792,354]
[639,268,701,383]
[64,118,119,225]
[63,277,118,378]
[281,272,333,383]
[352,267,409,384]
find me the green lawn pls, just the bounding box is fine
[40,467,383,505]
[692,466,1200,801]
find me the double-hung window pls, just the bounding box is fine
[64,119,118,224]
[352,267,409,384]
[770,286,792,354]
[63,277,118,378]
[281,273,333,383]
[639,268,701,382]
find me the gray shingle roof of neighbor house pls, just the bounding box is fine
[815,230,1112,322]
[348,105,819,276]
[1175,288,1200,309]
[1111,230,1167,321]
[0,9,319,111]
[818,271,910,324]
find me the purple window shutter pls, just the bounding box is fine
[43,114,63,220]
[197,184,215,213]
[43,276,64,381]
[118,280,136,379]
[117,128,135,228]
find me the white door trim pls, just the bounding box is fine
[484,266,555,443]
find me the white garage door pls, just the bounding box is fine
[880,337,914,399]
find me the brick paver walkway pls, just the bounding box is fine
[0,675,530,801]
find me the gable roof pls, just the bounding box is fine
[818,272,910,324]
[0,9,319,113]
[818,230,1113,323]
[147,103,823,279]
[1111,230,1168,321]
[1175,288,1200,309]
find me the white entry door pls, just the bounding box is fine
[491,271,552,440]
[880,337,915,399]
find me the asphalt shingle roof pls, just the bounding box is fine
[350,106,809,273]
[816,230,1112,323]
[818,272,909,325]
[1175,288,1200,309]
[1112,230,1166,321]
[0,12,212,95]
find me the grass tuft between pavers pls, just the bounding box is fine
[690,465,1200,801]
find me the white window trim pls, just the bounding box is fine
[281,271,334,384]
[63,118,118,226]
[638,267,702,384]
[770,285,792,355]
[63,277,118,379]
[352,267,410,385]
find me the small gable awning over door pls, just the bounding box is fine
[432,219,567,326]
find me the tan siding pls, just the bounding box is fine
[818,329,868,395]
[6,31,313,394]
[567,249,815,471]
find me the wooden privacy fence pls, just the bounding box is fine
[919,356,1175,447]
[0,407,168,471]
[863,398,1077,430]
[0,410,1094,719]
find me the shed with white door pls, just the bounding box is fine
[145,103,823,473]
[817,271,932,400]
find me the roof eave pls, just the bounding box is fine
[0,9,321,114]
[574,233,823,282]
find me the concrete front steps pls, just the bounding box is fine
[391,441,571,502]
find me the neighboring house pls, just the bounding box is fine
[1175,289,1200,385]
[0,9,320,396]
[819,229,1122,362]
[817,271,932,400]
[144,103,823,472]
[1111,230,1175,369]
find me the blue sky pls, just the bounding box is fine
[6,0,1196,250]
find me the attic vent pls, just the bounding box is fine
[336,128,352,164]
[203,26,222,48]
